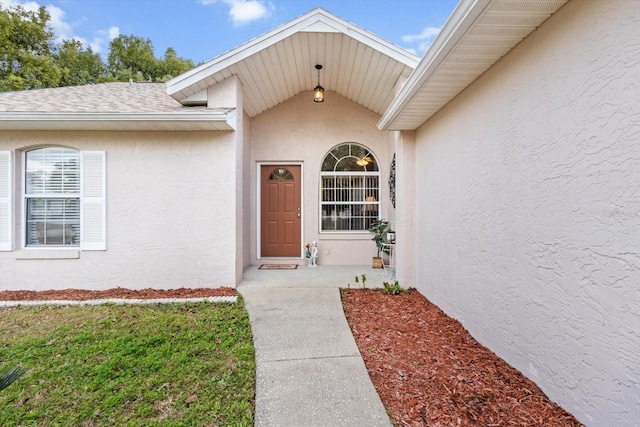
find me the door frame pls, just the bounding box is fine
[256,161,304,259]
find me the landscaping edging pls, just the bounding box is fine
[0,296,238,307]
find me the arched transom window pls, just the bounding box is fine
[320,143,380,232]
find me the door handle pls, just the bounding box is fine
[297,213,301,218]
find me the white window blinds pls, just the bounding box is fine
[25,147,80,246]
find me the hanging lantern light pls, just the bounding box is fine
[313,64,324,103]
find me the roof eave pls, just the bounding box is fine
[378,0,568,131]
[378,0,492,131]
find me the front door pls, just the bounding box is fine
[260,165,301,257]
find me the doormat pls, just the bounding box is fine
[258,264,298,270]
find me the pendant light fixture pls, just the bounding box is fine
[313,64,324,103]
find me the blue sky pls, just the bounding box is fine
[1,0,459,64]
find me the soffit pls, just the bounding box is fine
[378,0,568,131]
[167,8,419,118]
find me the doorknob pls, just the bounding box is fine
[297,213,301,218]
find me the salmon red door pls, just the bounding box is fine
[260,165,301,257]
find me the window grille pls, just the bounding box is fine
[320,143,380,232]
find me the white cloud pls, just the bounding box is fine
[89,26,119,53]
[226,0,271,26]
[0,0,119,54]
[107,26,119,40]
[0,0,39,12]
[47,5,73,41]
[402,26,442,54]
[199,0,272,26]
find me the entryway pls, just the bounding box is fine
[260,165,301,258]
[241,264,387,288]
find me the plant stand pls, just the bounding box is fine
[380,243,395,278]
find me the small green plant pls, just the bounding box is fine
[355,274,367,289]
[382,280,410,295]
[368,219,391,257]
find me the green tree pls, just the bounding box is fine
[107,34,158,82]
[0,4,61,91]
[156,47,194,82]
[0,4,194,92]
[54,40,105,86]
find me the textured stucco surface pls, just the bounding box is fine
[0,130,238,291]
[409,1,639,425]
[392,130,416,288]
[250,90,391,266]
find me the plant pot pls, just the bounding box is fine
[372,257,383,269]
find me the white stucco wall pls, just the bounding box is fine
[250,90,391,266]
[242,110,253,270]
[393,130,416,287]
[0,130,239,291]
[410,0,639,425]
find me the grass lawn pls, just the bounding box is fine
[0,300,255,426]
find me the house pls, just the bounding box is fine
[0,0,638,425]
[0,8,417,288]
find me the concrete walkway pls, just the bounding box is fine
[238,265,392,427]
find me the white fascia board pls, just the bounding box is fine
[377,0,492,131]
[0,111,233,130]
[0,111,229,122]
[225,109,237,131]
[166,8,419,100]
[182,90,208,106]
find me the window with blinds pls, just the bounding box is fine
[25,147,80,246]
[320,143,380,232]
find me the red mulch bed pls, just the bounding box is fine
[341,288,584,427]
[0,287,236,301]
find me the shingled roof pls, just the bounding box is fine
[0,82,181,113]
[0,82,234,131]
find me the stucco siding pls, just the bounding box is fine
[0,130,238,290]
[250,91,391,266]
[392,130,416,288]
[242,110,253,270]
[411,0,639,425]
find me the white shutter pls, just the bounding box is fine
[0,151,12,251]
[81,151,106,250]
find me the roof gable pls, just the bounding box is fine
[167,8,419,117]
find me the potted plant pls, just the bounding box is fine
[368,219,390,268]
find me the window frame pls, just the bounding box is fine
[16,147,106,252]
[23,147,81,248]
[319,143,381,234]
